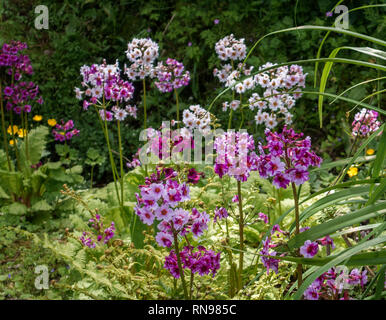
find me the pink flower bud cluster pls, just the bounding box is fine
[214,131,259,182]
[256,126,322,189]
[164,245,221,279]
[351,108,381,137]
[154,58,190,93]
[52,119,80,142]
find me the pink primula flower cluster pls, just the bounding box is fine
[214,131,259,182]
[52,119,80,142]
[164,245,221,279]
[256,126,322,189]
[351,108,381,137]
[154,58,190,93]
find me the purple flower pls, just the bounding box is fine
[288,165,309,185]
[214,19,220,24]
[318,235,335,249]
[258,212,269,224]
[187,42,192,47]
[300,240,319,258]
[272,172,290,189]
[326,11,333,17]
[3,86,13,96]
[156,232,174,248]
[266,156,285,176]
[232,195,239,203]
[304,286,319,300]
[214,207,228,223]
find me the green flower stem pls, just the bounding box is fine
[117,120,124,207]
[0,82,12,171]
[142,79,147,130]
[189,271,194,300]
[9,110,21,171]
[142,79,148,176]
[172,228,189,300]
[94,104,121,206]
[239,94,244,130]
[228,109,233,130]
[237,180,244,292]
[291,181,303,287]
[90,165,94,189]
[24,111,29,162]
[175,88,179,129]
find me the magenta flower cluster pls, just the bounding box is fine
[164,245,221,279]
[259,224,285,274]
[154,58,190,93]
[3,81,43,114]
[304,267,368,300]
[214,207,228,223]
[134,167,208,248]
[142,127,194,161]
[80,214,116,248]
[214,131,259,182]
[256,126,322,189]
[52,119,80,142]
[75,59,135,111]
[0,41,33,81]
[351,108,381,137]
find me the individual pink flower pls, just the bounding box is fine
[156,232,174,248]
[300,240,319,258]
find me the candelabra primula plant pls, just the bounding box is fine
[134,165,219,299]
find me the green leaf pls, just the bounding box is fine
[0,185,10,199]
[287,202,386,250]
[371,128,386,180]
[293,236,386,300]
[4,202,28,215]
[262,250,386,266]
[290,185,371,231]
[19,126,49,168]
[31,200,53,212]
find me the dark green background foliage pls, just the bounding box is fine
[0,0,384,184]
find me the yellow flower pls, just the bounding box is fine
[9,139,15,146]
[366,149,375,156]
[347,166,358,178]
[7,125,18,135]
[47,119,57,127]
[33,115,43,122]
[18,129,27,138]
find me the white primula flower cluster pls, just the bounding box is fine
[182,105,212,134]
[250,63,307,128]
[215,34,247,61]
[125,38,159,80]
[213,63,254,90]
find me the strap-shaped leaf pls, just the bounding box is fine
[293,235,386,300]
[289,185,371,232]
[287,202,386,250]
[261,250,386,266]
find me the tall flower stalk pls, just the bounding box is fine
[256,126,322,288]
[76,60,135,209]
[214,131,259,292]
